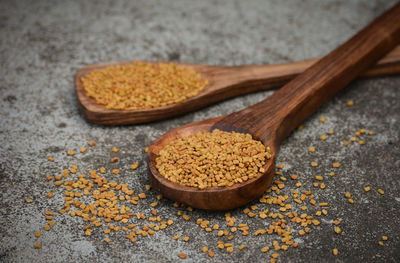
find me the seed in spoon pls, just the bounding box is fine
[155,129,271,189]
[81,62,208,110]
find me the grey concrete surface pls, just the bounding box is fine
[1,0,399,262]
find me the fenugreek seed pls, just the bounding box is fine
[345,192,351,198]
[334,227,341,234]
[319,117,326,123]
[88,140,95,147]
[277,163,284,169]
[319,135,327,141]
[315,175,323,181]
[358,140,365,145]
[332,162,340,168]
[378,241,384,246]
[311,162,318,167]
[178,253,187,259]
[26,198,33,203]
[355,131,361,137]
[226,247,234,253]
[346,100,354,106]
[105,237,111,243]
[48,156,54,162]
[350,137,356,142]
[182,236,190,242]
[261,246,270,253]
[208,250,214,258]
[43,225,51,231]
[382,235,388,241]
[112,147,118,153]
[35,231,41,238]
[329,171,335,177]
[202,246,208,253]
[67,150,75,156]
[377,189,385,195]
[291,174,298,180]
[80,147,86,153]
[111,157,119,163]
[272,253,280,259]
[333,220,340,225]
[130,161,139,170]
[319,202,328,207]
[320,183,326,189]
[328,130,334,135]
[112,169,120,175]
[364,186,371,192]
[344,140,349,146]
[368,130,374,135]
[308,147,316,152]
[348,198,354,204]
[145,147,149,153]
[47,192,53,198]
[34,243,42,249]
[332,248,338,255]
[297,125,304,131]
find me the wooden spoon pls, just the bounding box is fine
[147,3,400,210]
[75,46,400,125]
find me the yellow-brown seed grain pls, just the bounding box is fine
[332,248,338,255]
[378,189,384,195]
[34,243,41,249]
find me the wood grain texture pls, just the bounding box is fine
[147,2,400,210]
[75,45,400,125]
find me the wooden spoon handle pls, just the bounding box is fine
[217,2,400,145]
[223,46,400,92]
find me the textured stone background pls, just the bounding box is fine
[1,0,399,262]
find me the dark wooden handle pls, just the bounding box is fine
[218,2,400,144]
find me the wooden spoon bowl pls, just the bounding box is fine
[148,116,277,210]
[147,2,400,210]
[74,46,400,125]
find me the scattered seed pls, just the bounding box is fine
[346,100,354,106]
[319,135,327,141]
[332,248,338,255]
[319,117,326,123]
[332,162,340,168]
[308,147,315,152]
[364,186,371,192]
[34,243,42,249]
[377,189,385,195]
[178,253,187,259]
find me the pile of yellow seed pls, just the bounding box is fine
[155,129,272,189]
[81,62,208,110]
[30,103,390,261]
